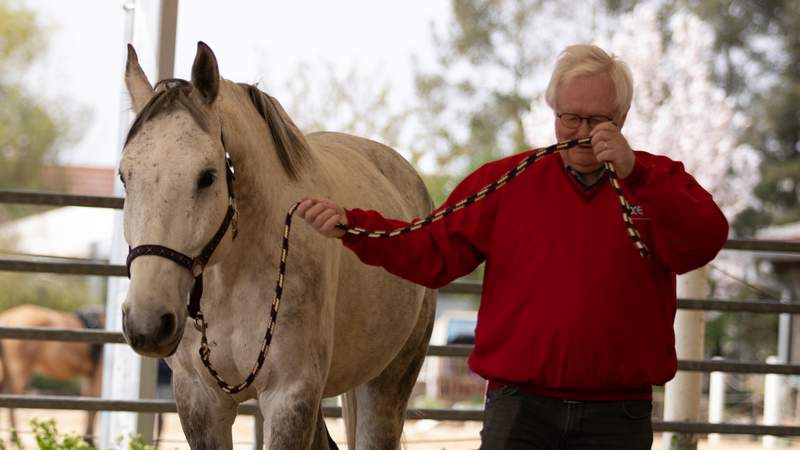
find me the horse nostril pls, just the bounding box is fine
[157,313,176,341]
[128,333,142,348]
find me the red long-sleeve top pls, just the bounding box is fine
[342,150,729,400]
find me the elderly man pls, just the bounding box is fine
[298,44,728,449]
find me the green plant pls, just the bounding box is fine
[124,435,154,450]
[0,419,157,450]
[0,429,25,450]
[31,419,92,450]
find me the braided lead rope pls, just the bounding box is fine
[195,137,648,394]
[341,137,649,258]
[604,162,649,257]
[195,202,298,394]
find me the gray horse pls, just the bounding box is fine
[120,42,436,449]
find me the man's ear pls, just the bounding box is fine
[125,44,154,114]
[615,112,627,129]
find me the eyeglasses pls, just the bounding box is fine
[557,113,613,129]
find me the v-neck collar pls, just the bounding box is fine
[555,152,607,203]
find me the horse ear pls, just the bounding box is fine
[191,41,219,104]
[125,44,154,114]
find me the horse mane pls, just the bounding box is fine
[125,79,209,146]
[239,83,311,179]
[125,79,311,180]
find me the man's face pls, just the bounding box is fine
[554,73,623,174]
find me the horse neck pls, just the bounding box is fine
[219,117,318,274]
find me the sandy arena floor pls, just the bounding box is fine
[1,408,799,449]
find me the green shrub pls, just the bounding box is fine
[0,419,157,450]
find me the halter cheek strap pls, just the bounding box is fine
[125,151,238,320]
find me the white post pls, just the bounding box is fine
[762,356,783,448]
[99,0,171,447]
[663,266,708,450]
[707,357,725,447]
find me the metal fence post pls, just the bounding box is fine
[663,266,708,450]
[708,356,725,446]
[763,356,784,448]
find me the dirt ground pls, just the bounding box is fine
[1,408,799,449]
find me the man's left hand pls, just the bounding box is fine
[590,122,636,178]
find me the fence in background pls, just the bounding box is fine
[2,189,800,448]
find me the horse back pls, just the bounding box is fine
[306,132,433,217]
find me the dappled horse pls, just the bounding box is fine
[120,42,436,449]
[0,304,103,443]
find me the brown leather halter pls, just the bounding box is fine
[125,148,239,320]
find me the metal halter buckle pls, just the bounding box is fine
[191,258,205,277]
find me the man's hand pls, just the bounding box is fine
[297,198,347,238]
[590,122,636,178]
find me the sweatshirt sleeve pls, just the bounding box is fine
[340,164,501,289]
[625,155,729,274]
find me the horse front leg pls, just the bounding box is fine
[173,374,238,450]
[259,381,328,450]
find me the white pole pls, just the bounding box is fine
[99,1,165,447]
[707,357,725,447]
[98,2,137,447]
[663,266,708,450]
[762,356,783,448]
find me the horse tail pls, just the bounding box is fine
[341,390,357,450]
[0,340,18,432]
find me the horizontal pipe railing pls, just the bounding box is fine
[1,395,799,436]
[0,190,123,209]
[0,190,799,254]
[678,298,800,314]
[1,327,798,376]
[2,259,800,314]
[0,258,126,277]
[0,326,126,344]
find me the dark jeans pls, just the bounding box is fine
[480,385,653,450]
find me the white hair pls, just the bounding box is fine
[545,44,634,117]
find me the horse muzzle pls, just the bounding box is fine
[122,306,183,357]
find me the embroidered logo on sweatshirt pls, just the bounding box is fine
[628,204,644,216]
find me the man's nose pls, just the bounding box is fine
[577,119,592,136]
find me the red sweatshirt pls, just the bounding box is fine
[342,150,729,400]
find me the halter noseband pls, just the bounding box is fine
[126,148,238,320]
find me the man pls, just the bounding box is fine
[298,44,728,449]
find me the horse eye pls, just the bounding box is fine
[197,170,216,189]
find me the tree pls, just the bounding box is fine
[277,61,411,154]
[679,0,799,235]
[602,4,759,218]
[0,2,93,314]
[0,0,67,198]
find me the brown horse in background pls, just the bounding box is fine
[0,304,103,442]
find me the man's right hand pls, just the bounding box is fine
[297,198,347,238]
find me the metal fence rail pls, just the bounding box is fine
[1,395,799,437]
[0,190,123,209]
[1,189,800,254]
[3,257,800,313]
[0,257,126,277]
[0,326,126,344]
[1,327,799,376]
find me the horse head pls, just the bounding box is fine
[119,42,236,357]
